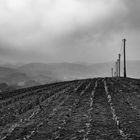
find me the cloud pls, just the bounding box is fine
[0,0,139,63]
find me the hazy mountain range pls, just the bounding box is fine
[0,61,140,90]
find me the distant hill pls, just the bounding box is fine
[17,62,114,81]
[1,63,24,69]
[0,67,16,78]
[17,61,140,80]
[18,63,94,81]
[18,63,61,84]
[0,83,17,92]
[0,66,40,88]
[0,60,140,90]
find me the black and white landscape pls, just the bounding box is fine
[0,0,140,140]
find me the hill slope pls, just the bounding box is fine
[0,77,140,139]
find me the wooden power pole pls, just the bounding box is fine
[122,39,127,78]
[111,68,113,77]
[117,59,119,77]
[118,54,121,77]
[115,61,118,77]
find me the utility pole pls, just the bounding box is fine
[115,61,118,77]
[114,72,116,77]
[111,68,113,77]
[118,54,121,77]
[117,59,119,77]
[122,39,127,78]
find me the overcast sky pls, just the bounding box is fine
[0,0,140,63]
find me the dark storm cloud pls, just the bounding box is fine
[0,0,140,63]
[122,0,140,30]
